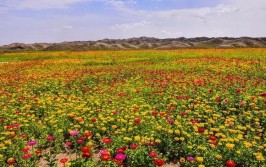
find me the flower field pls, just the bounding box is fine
[0,49,265,167]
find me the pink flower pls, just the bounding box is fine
[115,154,126,161]
[99,150,108,155]
[187,156,194,162]
[70,130,79,136]
[167,119,174,124]
[27,140,37,146]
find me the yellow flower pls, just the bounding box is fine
[0,154,3,159]
[180,137,185,141]
[174,137,179,141]
[196,157,203,163]
[225,143,235,150]
[216,155,222,160]
[198,165,205,167]
[155,139,161,143]
[134,136,141,142]
[168,130,173,134]
[180,157,185,163]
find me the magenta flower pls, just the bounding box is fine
[27,140,37,146]
[99,150,108,155]
[115,154,126,161]
[187,156,195,162]
[167,119,174,124]
[70,130,79,136]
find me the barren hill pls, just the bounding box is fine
[1,37,266,52]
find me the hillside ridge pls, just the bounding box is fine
[1,37,266,51]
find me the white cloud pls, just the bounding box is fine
[62,25,73,30]
[0,0,91,10]
[112,20,150,31]
[0,0,266,45]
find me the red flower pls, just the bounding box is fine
[198,127,205,133]
[134,118,141,124]
[35,149,42,154]
[130,144,138,150]
[149,151,158,158]
[180,111,186,116]
[154,158,165,166]
[102,137,112,144]
[22,154,32,159]
[260,92,266,97]
[77,139,84,145]
[82,152,92,158]
[91,118,97,123]
[225,160,236,167]
[101,153,111,161]
[209,135,216,141]
[7,158,15,164]
[46,135,54,141]
[81,146,90,153]
[116,147,126,154]
[60,157,68,164]
[152,110,158,115]
[22,147,31,153]
[84,131,92,137]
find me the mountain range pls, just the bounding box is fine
[1,37,266,52]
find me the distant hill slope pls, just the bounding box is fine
[1,37,266,52]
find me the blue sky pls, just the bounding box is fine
[0,0,266,45]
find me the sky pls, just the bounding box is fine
[0,0,266,45]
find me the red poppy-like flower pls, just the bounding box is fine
[102,137,111,144]
[77,139,84,145]
[22,154,32,159]
[82,152,92,158]
[22,147,31,153]
[84,131,92,137]
[35,149,42,154]
[81,146,90,153]
[149,151,158,158]
[101,153,111,161]
[20,134,28,138]
[130,144,138,150]
[60,157,68,164]
[91,118,97,123]
[116,147,126,154]
[209,135,216,141]
[154,158,165,166]
[152,110,158,115]
[198,127,205,133]
[180,111,186,116]
[260,92,266,97]
[225,160,236,167]
[46,135,54,141]
[134,118,141,124]
[7,158,15,164]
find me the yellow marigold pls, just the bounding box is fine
[225,143,235,149]
[180,157,185,163]
[216,155,222,160]
[134,136,141,142]
[196,157,203,163]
